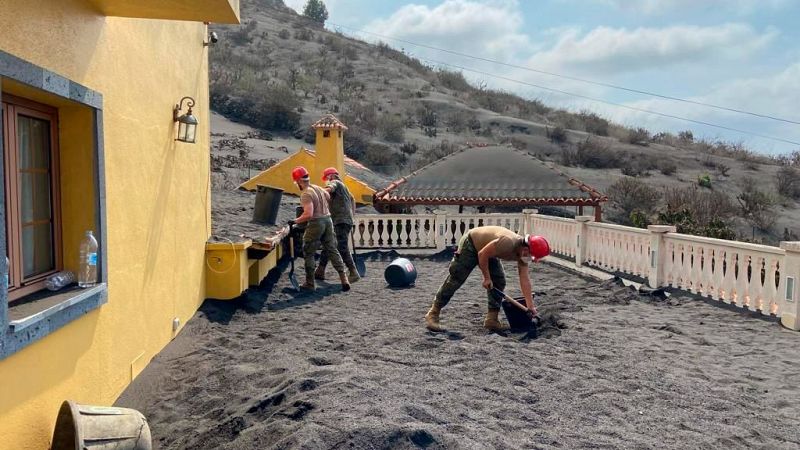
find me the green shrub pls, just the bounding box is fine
[230,21,258,45]
[399,142,418,156]
[697,174,712,189]
[377,114,405,143]
[738,177,777,231]
[657,209,736,240]
[663,186,736,226]
[659,160,677,176]
[548,126,567,144]
[776,166,800,199]
[362,143,395,172]
[576,138,622,169]
[627,127,651,146]
[630,210,650,228]
[437,69,472,92]
[417,106,437,128]
[578,110,609,136]
[606,177,661,224]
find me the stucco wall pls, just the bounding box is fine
[0,0,214,447]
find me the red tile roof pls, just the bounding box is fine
[311,114,348,130]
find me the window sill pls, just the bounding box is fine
[1,283,107,360]
[9,284,107,331]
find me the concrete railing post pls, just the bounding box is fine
[574,216,593,267]
[434,210,447,251]
[521,208,538,235]
[647,225,676,289]
[779,241,800,331]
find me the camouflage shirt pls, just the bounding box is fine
[325,179,354,225]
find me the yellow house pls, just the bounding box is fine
[239,114,376,204]
[0,0,240,448]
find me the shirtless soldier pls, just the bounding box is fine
[424,226,550,331]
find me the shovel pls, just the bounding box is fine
[287,223,300,291]
[492,288,540,328]
[351,229,366,277]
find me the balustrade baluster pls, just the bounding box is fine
[764,256,779,314]
[733,252,748,306]
[711,247,724,300]
[749,255,765,312]
[720,250,735,303]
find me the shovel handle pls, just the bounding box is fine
[288,224,295,261]
[493,288,530,313]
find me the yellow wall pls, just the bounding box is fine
[239,147,317,196]
[311,128,345,186]
[0,0,221,447]
[240,148,376,205]
[343,174,378,206]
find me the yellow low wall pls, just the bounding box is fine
[205,240,252,300]
[206,240,284,300]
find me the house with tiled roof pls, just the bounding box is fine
[374,145,607,220]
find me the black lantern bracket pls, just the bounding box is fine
[173,96,198,143]
[173,96,195,122]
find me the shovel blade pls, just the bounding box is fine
[288,273,300,291]
[354,255,366,277]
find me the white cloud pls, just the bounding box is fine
[363,0,531,62]
[582,0,791,15]
[527,23,778,75]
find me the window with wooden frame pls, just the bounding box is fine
[1,94,62,301]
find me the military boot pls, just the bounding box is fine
[425,303,445,332]
[314,265,326,281]
[301,269,315,291]
[483,308,509,331]
[347,266,361,283]
[338,271,351,292]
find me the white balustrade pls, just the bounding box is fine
[583,222,650,278]
[353,214,436,249]
[662,234,786,316]
[530,215,577,259]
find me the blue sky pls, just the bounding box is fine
[283,0,800,154]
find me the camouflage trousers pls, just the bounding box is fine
[317,223,356,272]
[303,217,346,278]
[433,235,506,310]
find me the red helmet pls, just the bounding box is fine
[322,167,339,181]
[291,166,310,182]
[526,235,550,260]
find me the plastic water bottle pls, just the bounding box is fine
[78,230,98,288]
[45,271,76,291]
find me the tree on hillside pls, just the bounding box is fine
[302,0,328,25]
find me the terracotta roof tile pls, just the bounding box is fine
[311,114,348,130]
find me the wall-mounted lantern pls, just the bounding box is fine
[173,97,198,143]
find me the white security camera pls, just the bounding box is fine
[204,31,219,46]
